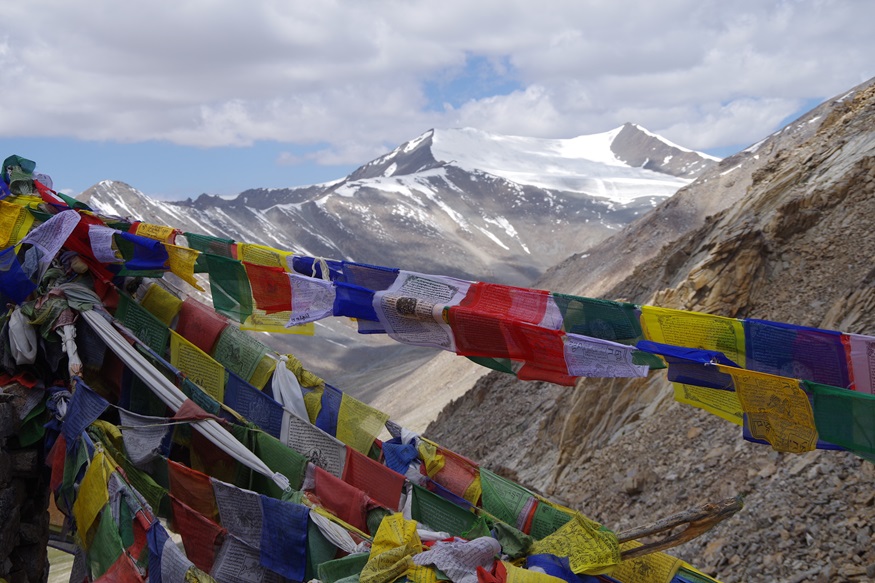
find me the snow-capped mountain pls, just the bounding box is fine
[80,123,717,286]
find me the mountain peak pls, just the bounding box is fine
[609,122,720,178]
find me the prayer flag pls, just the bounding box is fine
[847,333,875,394]
[745,319,850,388]
[237,242,292,269]
[288,272,335,325]
[211,325,269,383]
[314,465,371,533]
[140,284,183,326]
[175,296,229,353]
[640,306,746,367]
[134,222,176,242]
[116,293,170,354]
[212,479,263,548]
[341,260,400,290]
[807,380,875,455]
[168,460,220,522]
[529,513,620,575]
[563,334,648,378]
[361,513,423,583]
[0,246,36,305]
[410,484,480,539]
[170,331,226,403]
[337,392,390,455]
[223,372,284,438]
[118,231,169,272]
[245,262,292,314]
[89,507,125,579]
[343,447,406,511]
[72,451,111,548]
[165,243,205,291]
[720,366,818,453]
[170,495,226,573]
[373,271,471,350]
[63,379,110,446]
[204,253,254,323]
[259,495,309,581]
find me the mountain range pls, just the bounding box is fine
[80,123,716,287]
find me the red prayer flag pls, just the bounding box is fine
[244,262,292,314]
[170,495,226,573]
[94,553,145,582]
[167,460,220,522]
[174,297,229,354]
[342,447,405,512]
[313,466,370,533]
[458,283,550,324]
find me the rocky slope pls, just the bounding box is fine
[425,79,875,582]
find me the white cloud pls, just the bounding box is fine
[1,0,873,160]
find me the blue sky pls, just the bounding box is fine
[1,1,872,200]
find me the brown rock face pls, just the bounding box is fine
[426,78,875,582]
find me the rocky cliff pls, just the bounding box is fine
[425,79,875,582]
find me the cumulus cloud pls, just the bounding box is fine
[1,0,873,162]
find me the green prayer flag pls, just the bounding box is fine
[318,553,370,583]
[204,253,254,323]
[186,232,236,273]
[491,521,533,559]
[308,510,340,581]
[88,507,124,579]
[479,468,534,529]
[411,484,478,537]
[212,324,269,382]
[530,500,573,540]
[116,293,170,354]
[807,381,875,455]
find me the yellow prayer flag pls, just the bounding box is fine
[241,309,315,335]
[165,243,205,291]
[71,451,111,549]
[417,441,445,478]
[284,353,325,389]
[248,354,278,390]
[463,472,483,507]
[185,566,219,582]
[640,306,746,367]
[337,393,391,455]
[237,242,293,269]
[407,565,438,583]
[302,385,324,424]
[530,513,621,575]
[361,513,423,583]
[135,222,176,242]
[720,366,818,453]
[0,200,25,248]
[611,541,682,583]
[141,284,183,326]
[672,383,744,426]
[170,330,226,402]
[503,561,566,583]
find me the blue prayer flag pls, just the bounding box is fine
[119,231,169,272]
[62,379,110,447]
[315,384,343,437]
[0,247,36,305]
[224,372,284,438]
[259,495,308,581]
[745,319,850,388]
[333,282,378,321]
